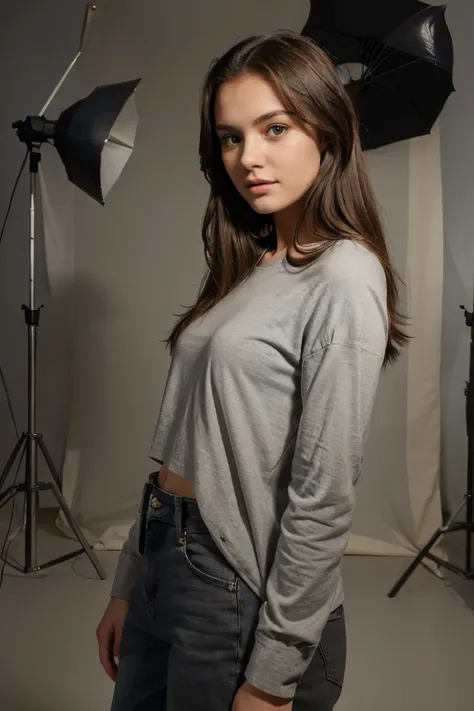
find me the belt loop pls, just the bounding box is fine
[174,498,183,543]
[138,481,153,555]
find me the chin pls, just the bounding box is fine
[248,198,285,215]
[251,205,274,215]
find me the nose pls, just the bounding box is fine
[239,137,265,171]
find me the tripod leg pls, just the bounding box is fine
[36,436,63,491]
[48,476,107,580]
[0,486,20,512]
[37,437,106,578]
[388,496,468,597]
[0,435,27,492]
[388,527,444,598]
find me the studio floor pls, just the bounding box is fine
[0,512,473,711]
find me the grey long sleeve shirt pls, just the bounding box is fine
[110,238,388,699]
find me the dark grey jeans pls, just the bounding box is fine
[111,474,346,711]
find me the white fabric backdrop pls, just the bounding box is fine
[347,125,444,566]
[39,0,445,570]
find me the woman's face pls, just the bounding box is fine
[214,73,323,216]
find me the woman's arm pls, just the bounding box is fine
[244,341,384,699]
[110,514,143,601]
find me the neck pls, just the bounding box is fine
[273,201,306,254]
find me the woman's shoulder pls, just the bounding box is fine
[302,240,388,355]
[320,238,384,273]
[313,239,387,296]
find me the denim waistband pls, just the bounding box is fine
[139,472,208,552]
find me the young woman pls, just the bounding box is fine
[97,30,409,711]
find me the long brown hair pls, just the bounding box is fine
[165,30,411,367]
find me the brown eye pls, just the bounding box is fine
[267,125,287,137]
[220,134,240,146]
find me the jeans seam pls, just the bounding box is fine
[318,643,343,688]
[234,578,241,680]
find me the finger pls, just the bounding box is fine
[113,627,122,660]
[98,630,118,682]
[113,631,122,668]
[99,643,118,682]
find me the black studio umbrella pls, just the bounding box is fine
[302,0,455,150]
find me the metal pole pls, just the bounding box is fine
[465,280,474,575]
[25,159,38,570]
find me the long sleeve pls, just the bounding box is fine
[110,514,142,600]
[244,341,384,698]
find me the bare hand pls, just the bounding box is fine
[96,597,130,682]
[232,681,293,711]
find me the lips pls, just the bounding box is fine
[246,181,274,187]
[247,182,276,196]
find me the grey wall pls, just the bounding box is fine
[0,0,87,508]
[440,0,474,514]
[0,0,468,524]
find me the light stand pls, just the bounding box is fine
[0,141,105,577]
[388,298,474,597]
[0,73,140,577]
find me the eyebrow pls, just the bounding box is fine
[215,110,294,132]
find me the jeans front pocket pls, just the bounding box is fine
[183,530,238,592]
